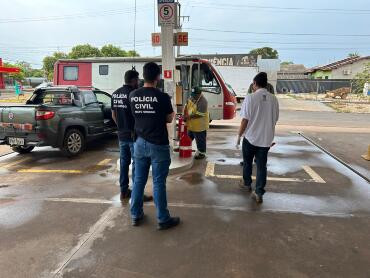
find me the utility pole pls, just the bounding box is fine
[176,12,190,57]
[175,3,190,57]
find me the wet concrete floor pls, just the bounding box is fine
[0,126,369,277]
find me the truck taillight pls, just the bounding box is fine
[36,110,55,120]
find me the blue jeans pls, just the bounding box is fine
[242,138,270,196]
[119,140,134,193]
[130,137,171,223]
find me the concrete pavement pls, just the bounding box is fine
[0,128,369,277]
[0,103,369,277]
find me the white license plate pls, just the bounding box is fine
[8,137,25,146]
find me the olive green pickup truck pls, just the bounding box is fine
[0,86,116,156]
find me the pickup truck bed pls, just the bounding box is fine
[0,86,116,156]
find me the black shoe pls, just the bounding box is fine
[131,214,145,227]
[194,153,206,160]
[157,217,181,230]
[251,191,263,204]
[143,194,153,202]
[120,189,132,201]
[121,189,153,202]
[238,180,252,192]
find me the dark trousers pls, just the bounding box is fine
[242,138,270,196]
[188,130,207,153]
[119,140,134,193]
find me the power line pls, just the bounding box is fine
[185,27,370,38]
[133,0,137,55]
[185,45,370,51]
[190,37,370,46]
[185,1,370,14]
[0,7,151,24]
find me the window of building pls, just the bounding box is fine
[99,65,109,76]
[63,66,78,81]
[325,76,329,79]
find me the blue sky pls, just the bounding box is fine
[0,0,369,68]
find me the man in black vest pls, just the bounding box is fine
[130,62,180,230]
[111,70,152,202]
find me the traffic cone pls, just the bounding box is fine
[179,127,192,158]
[361,145,370,161]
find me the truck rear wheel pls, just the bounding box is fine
[12,146,34,154]
[62,129,85,157]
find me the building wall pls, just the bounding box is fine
[55,62,92,87]
[257,59,281,90]
[277,72,307,80]
[331,59,370,79]
[92,62,146,94]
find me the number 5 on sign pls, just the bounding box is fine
[158,0,176,26]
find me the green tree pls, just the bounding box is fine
[68,44,101,59]
[3,61,43,81]
[249,47,279,59]
[100,44,127,57]
[126,50,140,57]
[29,68,44,77]
[348,52,360,58]
[43,52,68,81]
[352,62,370,94]
[15,61,43,77]
[281,61,294,65]
[3,62,25,82]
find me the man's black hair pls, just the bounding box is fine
[124,70,139,84]
[143,62,161,83]
[253,72,268,88]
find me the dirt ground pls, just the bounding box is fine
[326,101,370,113]
[287,93,370,102]
[285,93,370,113]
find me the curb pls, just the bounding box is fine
[116,156,194,176]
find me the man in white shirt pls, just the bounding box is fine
[236,72,279,204]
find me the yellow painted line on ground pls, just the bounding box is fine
[205,162,215,177]
[213,173,304,183]
[15,158,113,174]
[46,197,113,204]
[97,158,112,166]
[18,169,82,174]
[2,157,31,168]
[302,165,326,184]
[205,162,320,183]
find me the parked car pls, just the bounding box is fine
[0,86,116,156]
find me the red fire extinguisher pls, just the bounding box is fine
[179,115,192,158]
[178,115,185,140]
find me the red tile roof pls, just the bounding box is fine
[309,56,370,72]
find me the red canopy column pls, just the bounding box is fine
[0,58,21,89]
[0,58,4,89]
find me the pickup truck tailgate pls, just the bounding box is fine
[0,106,38,135]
